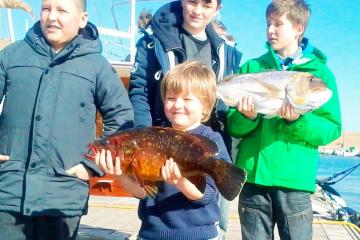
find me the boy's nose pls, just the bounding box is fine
[47,10,57,20]
[267,25,275,34]
[192,4,203,15]
[174,99,184,108]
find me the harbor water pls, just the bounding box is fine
[317,155,360,212]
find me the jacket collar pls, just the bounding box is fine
[24,21,102,61]
[261,37,328,69]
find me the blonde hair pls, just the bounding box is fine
[266,0,311,43]
[161,61,216,122]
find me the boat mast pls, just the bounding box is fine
[6,9,15,42]
[130,0,136,63]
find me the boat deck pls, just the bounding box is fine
[78,196,360,240]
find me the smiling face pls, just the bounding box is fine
[40,0,88,52]
[164,90,204,131]
[181,0,220,35]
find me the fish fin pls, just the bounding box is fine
[143,181,164,197]
[131,161,145,188]
[222,74,240,82]
[143,182,159,198]
[206,158,247,201]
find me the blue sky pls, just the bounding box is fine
[1,0,359,131]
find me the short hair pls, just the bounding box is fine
[76,0,87,12]
[266,0,311,41]
[202,0,221,5]
[212,19,227,34]
[161,61,217,122]
[212,19,236,43]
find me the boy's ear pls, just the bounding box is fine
[79,11,88,29]
[295,23,305,38]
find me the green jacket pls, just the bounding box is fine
[227,39,342,192]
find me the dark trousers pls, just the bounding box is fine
[239,183,313,240]
[0,211,81,240]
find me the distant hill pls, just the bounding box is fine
[326,132,360,149]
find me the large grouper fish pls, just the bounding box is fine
[86,127,247,201]
[217,71,332,118]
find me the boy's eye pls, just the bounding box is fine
[184,97,194,101]
[58,8,68,13]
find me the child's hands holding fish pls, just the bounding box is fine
[236,96,258,120]
[161,158,184,185]
[95,149,147,198]
[95,149,122,176]
[279,102,300,122]
[162,158,204,200]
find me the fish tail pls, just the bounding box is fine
[207,158,247,201]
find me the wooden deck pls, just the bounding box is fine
[78,196,360,240]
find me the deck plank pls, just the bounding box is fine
[78,196,360,240]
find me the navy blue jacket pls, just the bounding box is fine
[129,1,241,129]
[138,124,231,240]
[0,22,134,216]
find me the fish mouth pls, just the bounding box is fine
[85,139,106,161]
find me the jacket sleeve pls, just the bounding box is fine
[82,62,134,177]
[95,62,134,136]
[227,108,260,138]
[128,37,160,127]
[191,176,218,206]
[284,68,342,146]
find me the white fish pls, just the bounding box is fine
[0,0,34,19]
[217,71,332,118]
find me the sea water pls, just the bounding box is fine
[317,155,360,212]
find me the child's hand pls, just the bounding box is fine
[66,164,92,181]
[237,96,258,120]
[279,103,300,122]
[0,154,9,162]
[161,158,185,186]
[95,149,122,176]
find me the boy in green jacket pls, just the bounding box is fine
[227,1,341,239]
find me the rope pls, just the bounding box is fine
[317,163,360,185]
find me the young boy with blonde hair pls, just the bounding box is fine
[96,60,232,240]
[227,0,341,239]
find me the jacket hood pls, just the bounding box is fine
[25,21,102,59]
[300,37,327,63]
[151,0,223,51]
[262,37,328,68]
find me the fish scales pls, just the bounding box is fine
[87,127,247,201]
[217,71,332,118]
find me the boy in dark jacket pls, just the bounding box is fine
[96,61,231,240]
[0,0,133,239]
[227,1,341,239]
